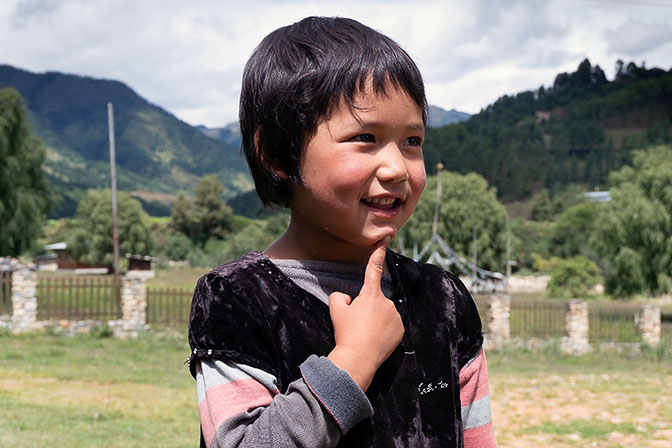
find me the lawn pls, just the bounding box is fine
[1,331,671,447]
[0,330,198,448]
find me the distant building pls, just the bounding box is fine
[37,242,109,273]
[581,191,611,202]
[125,254,153,271]
[535,111,551,123]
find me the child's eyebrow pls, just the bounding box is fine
[351,119,425,131]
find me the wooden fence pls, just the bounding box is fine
[0,271,11,315]
[511,299,566,339]
[146,287,192,326]
[36,275,121,321]
[28,275,193,326]
[473,296,672,344]
[588,302,640,343]
[5,274,671,345]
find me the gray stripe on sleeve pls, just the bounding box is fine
[197,360,279,405]
[461,395,493,430]
[210,377,342,447]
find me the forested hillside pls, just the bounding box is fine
[0,65,250,217]
[423,60,672,201]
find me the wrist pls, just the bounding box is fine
[328,345,378,392]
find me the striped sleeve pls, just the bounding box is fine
[196,356,372,447]
[459,348,497,448]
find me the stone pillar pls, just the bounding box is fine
[114,270,150,337]
[11,265,39,333]
[484,294,510,350]
[639,304,661,346]
[562,299,591,355]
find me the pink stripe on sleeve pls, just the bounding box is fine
[464,421,497,448]
[459,350,490,405]
[200,378,274,446]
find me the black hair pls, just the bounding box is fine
[239,16,427,208]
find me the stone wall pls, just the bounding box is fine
[506,275,550,292]
[110,270,152,338]
[561,299,591,355]
[1,257,151,338]
[639,304,661,346]
[483,294,510,351]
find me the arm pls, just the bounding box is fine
[190,239,398,447]
[197,356,372,448]
[459,348,497,448]
[327,237,404,392]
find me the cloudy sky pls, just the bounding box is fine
[2,0,671,127]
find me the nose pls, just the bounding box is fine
[377,143,409,184]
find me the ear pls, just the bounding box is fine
[255,129,288,179]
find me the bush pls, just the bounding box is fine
[163,232,192,261]
[531,254,559,273]
[547,256,602,298]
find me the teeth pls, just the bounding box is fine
[365,197,396,206]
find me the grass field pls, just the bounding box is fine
[1,331,671,447]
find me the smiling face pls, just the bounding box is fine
[267,83,426,265]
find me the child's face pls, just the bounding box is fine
[288,83,426,258]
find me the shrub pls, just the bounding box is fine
[547,256,602,298]
[163,232,192,261]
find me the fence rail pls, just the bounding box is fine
[474,295,670,345]
[5,269,671,345]
[36,275,121,321]
[511,299,566,339]
[0,271,11,315]
[146,287,192,326]
[662,306,672,344]
[588,302,640,343]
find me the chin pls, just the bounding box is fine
[361,229,397,246]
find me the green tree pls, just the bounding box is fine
[550,202,600,259]
[509,218,553,271]
[590,145,672,296]
[529,189,555,221]
[547,256,602,298]
[399,171,507,271]
[66,189,153,265]
[170,175,233,246]
[163,232,192,261]
[0,88,51,256]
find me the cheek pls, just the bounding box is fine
[305,162,371,203]
[410,164,427,196]
[325,162,372,192]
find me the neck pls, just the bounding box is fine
[263,220,377,267]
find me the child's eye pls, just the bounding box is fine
[405,136,423,147]
[350,134,375,143]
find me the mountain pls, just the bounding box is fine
[422,59,672,201]
[198,106,469,147]
[427,105,470,127]
[0,65,251,217]
[198,121,242,149]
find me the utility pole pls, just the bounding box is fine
[472,227,477,287]
[107,102,121,311]
[432,163,444,236]
[506,214,512,279]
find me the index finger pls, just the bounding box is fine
[361,236,390,295]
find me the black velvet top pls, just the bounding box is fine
[188,249,483,447]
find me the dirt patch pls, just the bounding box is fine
[491,373,672,447]
[131,190,178,205]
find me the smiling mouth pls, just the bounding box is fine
[362,197,402,210]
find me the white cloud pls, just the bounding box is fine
[604,17,672,56]
[1,0,671,126]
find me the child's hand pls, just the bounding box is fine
[327,237,404,392]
